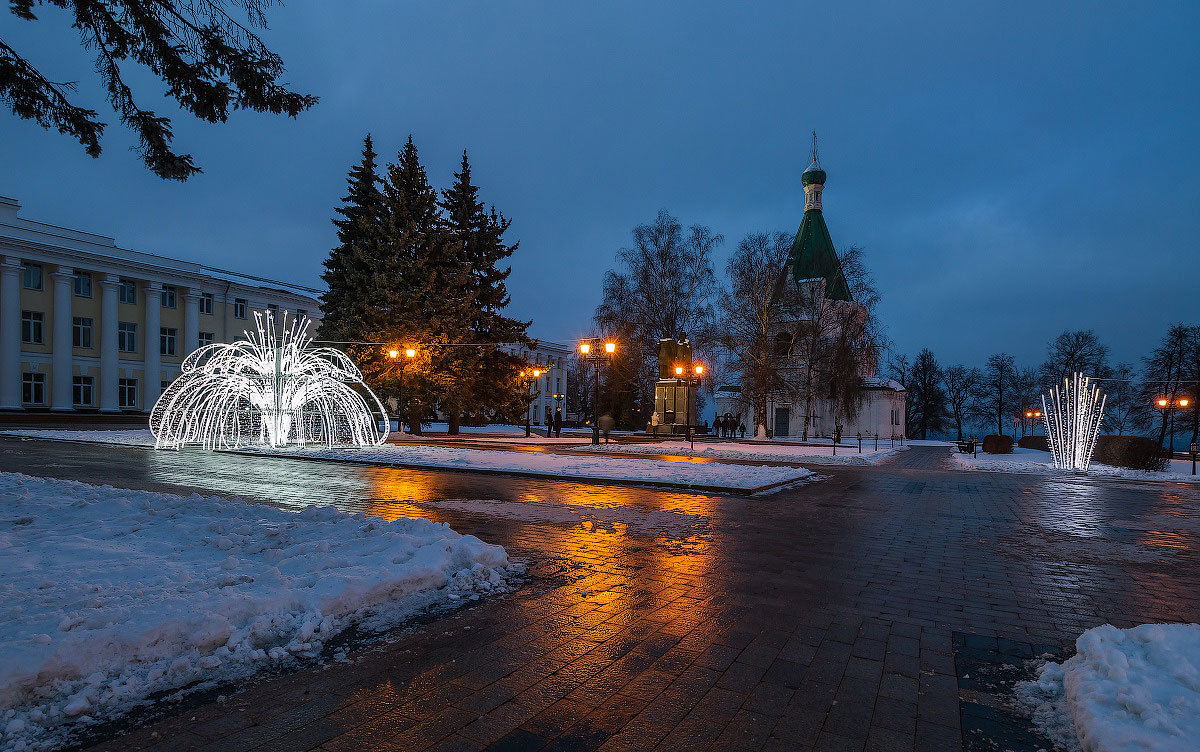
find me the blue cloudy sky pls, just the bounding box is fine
[2,1,1196,368]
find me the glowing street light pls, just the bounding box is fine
[674,362,705,450]
[579,338,617,445]
[389,346,418,436]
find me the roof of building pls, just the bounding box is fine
[786,162,850,302]
[862,377,906,392]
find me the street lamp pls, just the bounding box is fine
[579,338,617,445]
[1155,396,1192,453]
[387,346,417,436]
[520,368,542,437]
[674,363,704,450]
[1024,409,1042,437]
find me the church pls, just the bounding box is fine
[715,147,905,440]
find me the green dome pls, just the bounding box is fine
[801,161,826,187]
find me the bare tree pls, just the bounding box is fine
[942,365,980,441]
[1140,324,1192,449]
[594,210,720,426]
[1103,362,1149,436]
[907,348,948,439]
[978,353,1018,435]
[717,232,791,438]
[1042,329,1111,382]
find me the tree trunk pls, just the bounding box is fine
[448,411,460,436]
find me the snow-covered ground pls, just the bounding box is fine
[0,430,814,490]
[1,429,155,446]
[250,444,813,491]
[1018,623,1200,752]
[0,473,514,752]
[573,439,908,466]
[951,447,1200,483]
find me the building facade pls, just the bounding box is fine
[0,196,322,414]
[511,340,571,426]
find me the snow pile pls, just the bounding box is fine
[0,429,155,446]
[0,473,513,751]
[952,447,1200,483]
[577,440,907,465]
[1019,623,1200,751]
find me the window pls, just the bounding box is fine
[161,286,177,308]
[161,379,171,393]
[73,376,94,406]
[73,271,92,297]
[118,378,138,409]
[160,327,177,356]
[118,322,138,353]
[21,262,42,290]
[773,332,794,358]
[296,308,307,319]
[200,292,214,315]
[72,317,93,348]
[198,331,214,347]
[21,311,43,344]
[118,279,137,304]
[22,373,45,404]
[266,303,279,317]
[234,298,247,319]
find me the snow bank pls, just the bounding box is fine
[1019,623,1200,752]
[576,440,907,466]
[0,473,513,751]
[251,444,813,490]
[952,447,1200,483]
[0,429,155,446]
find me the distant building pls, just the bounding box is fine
[715,148,905,439]
[0,196,322,414]
[509,340,571,426]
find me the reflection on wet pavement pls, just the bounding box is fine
[2,438,1200,752]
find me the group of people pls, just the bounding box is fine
[713,414,746,439]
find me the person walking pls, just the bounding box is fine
[553,408,563,438]
[739,421,746,439]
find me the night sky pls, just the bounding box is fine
[2,1,1196,369]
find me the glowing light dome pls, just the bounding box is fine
[150,311,388,449]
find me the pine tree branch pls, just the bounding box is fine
[0,37,105,155]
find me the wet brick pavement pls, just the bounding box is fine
[2,437,1199,751]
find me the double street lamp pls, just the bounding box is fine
[579,339,616,446]
[386,347,417,435]
[674,363,705,450]
[1023,409,1042,437]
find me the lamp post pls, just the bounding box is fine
[579,339,616,446]
[1024,409,1042,437]
[1155,396,1192,454]
[674,363,704,450]
[387,347,417,436]
[520,368,542,437]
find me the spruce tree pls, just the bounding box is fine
[380,136,474,433]
[440,151,531,432]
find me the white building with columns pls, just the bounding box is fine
[0,196,322,414]
[510,340,571,426]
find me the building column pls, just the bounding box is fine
[98,274,120,412]
[0,256,21,409]
[143,281,162,409]
[183,287,200,355]
[50,266,74,411]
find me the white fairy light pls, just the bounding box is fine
[150,311,388,450]
[1041,372,1106,472]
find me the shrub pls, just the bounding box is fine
[1017,435,1049,452]
[1092,436,1169,472]
[982,434,1014,454]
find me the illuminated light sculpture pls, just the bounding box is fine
[1041,372,1106,472]
[150,311,388,449]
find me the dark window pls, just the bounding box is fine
[160,327,177,356]
[73,376,94,406]
[773,332,793,357]
[118,378,138,408]
[21,262,42,290]
[22,372,45,404]
[72,317,93,348]
[161,286,177,308]
[118,322,137,353]
[118,279,137,304]
[73,271,92,297]
[198,331,214,347]
[234,298,247,319]
[21,311,43,344]
[200,292,214,315]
